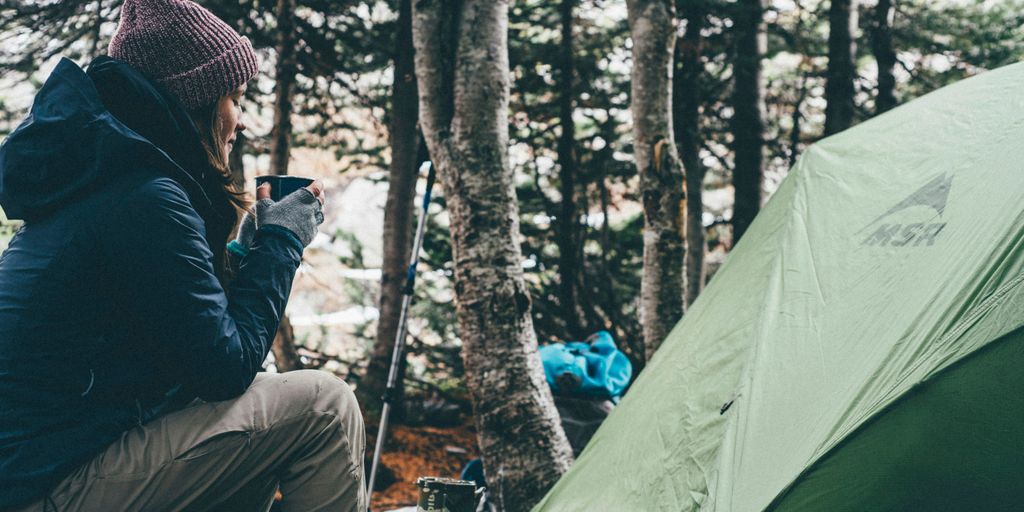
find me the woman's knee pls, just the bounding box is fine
[292,371,365,467]
[283,370,362,424]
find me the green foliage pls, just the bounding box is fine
[891,0,1024,96]
[3,0,1024,393]
[333,227,367,269]
[0,0,394,173]
[0,0,122,75]
[508,0,645,357]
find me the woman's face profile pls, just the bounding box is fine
[217,85,247,159]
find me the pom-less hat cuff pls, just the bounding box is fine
[155,36,258,110]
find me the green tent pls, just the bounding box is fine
[535,63,1024,511]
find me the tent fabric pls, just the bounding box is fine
[535,61,1024,511]
[767,325,1024,511]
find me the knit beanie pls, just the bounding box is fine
[108,0,258,110]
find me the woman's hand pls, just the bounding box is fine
[255,180,326,248]
[227,212,258,258]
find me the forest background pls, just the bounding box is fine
[2,0,1024,510]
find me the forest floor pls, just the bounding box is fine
[369,420,479,511]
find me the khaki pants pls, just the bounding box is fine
[15,370,367,512]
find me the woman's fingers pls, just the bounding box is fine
[257,183,271,200]
[258,180,323,204]
[305,180,326,205]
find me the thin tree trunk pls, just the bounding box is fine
[556,0,583,339]
[358,0,421,417]
[788,2,809,168]
[269,0,302,372]
[789,72,808,169]
[871,0,897,114]
[594,118,628,348]
[576,181,602,332]
[597,178,618,329]
[597,176,642,371]
[271,314,304,372]
[229,131,247,191]
[627,0,686,362]
[91,0,102,58]
[825,0,858,135]
[413,1,573,509]
[674,0,706,308]
[731,0,766,245]
[270,0,297,177]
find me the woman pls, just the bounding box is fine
[0,0,366,510]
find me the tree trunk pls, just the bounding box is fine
[597,178,619,329]
[228,131,247,191]
[674,0,706,309]
[731,0,766,245]
[91,0,103,58]
[271,314,304,372]
[270,0,298,177]
[269,0,303,372]
[789,72,809,169]
[357,0,421,418]
[871,0,897,114]
[825,0,858,135]
[627,0,686,362]
[413,1,573,509]
[556,0,583,339]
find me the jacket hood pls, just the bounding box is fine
[0,57,234,233]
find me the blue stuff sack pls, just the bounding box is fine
[539,331,632,400]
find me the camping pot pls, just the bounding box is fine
[415,477,480,512]
[254,175,315,201]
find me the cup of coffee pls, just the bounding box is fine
[255,175,315,201]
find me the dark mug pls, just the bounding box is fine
[255,175,315,201]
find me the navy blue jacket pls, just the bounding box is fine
[0,58,303,508]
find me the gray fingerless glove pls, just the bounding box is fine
[256,188,325,247]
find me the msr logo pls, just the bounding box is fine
[860,173,952,247]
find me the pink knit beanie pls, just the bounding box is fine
[108,0,259,110]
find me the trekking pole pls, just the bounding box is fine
[367,160,437,506]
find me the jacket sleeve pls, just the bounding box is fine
[104,177,303,401]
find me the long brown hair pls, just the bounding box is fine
[189,101,251,281]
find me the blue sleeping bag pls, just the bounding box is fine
[539,331,632,400]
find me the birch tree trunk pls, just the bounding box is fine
[674,0,706,308]
[871,0,897,114]
[627,0,686,361]
[269,0,303,372]
[413,1,573,509]
[731,0,766,245]
[825,0,858,135]
[356,0,421,418]
[556,0,583,339]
